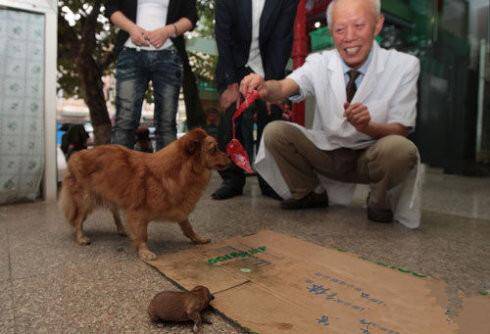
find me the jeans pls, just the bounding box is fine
[112,47,183,151]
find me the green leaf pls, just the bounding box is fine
[411,272,427,278]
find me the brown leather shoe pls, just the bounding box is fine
[366,193,393,223]
[281,191,329,210]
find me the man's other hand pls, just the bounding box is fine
[240,74,267,98]
[129,25,150,46]
[344,102,371,132]
[219,83,240,111]
[147,26,172,48]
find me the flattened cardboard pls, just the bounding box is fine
[454,295,490,334]
[150,230,461,333]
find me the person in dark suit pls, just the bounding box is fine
[105,0,197,151]
[212,0,298,200]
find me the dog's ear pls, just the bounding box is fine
[186,139,200,155]
[184,128,208,155]
[191,286,211,296]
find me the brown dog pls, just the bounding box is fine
[148,286,214,333]
[59,128,229,261]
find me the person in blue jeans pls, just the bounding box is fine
[105,0,197,150]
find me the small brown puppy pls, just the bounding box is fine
[59,128,230,261]
[148,286,214,333]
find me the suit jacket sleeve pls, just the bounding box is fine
[179,0,198,30]
[104,0,120,20]
[215,0,238,91]
[264,0,297,80]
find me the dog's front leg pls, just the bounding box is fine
[126,215,156,261]
[179,220,211,244]
[188,311,202,333]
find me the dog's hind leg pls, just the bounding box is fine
[179,220,210,245]
[72,209,90,245]
[126,215,156,261]
[61,184,91,245]
[110,207,126,236]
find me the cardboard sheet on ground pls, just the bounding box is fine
[149,230,475,333]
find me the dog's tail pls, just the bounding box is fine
[59,170,79,226]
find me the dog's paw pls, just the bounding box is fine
[154,322,165,329]
[76,235,91,246]
[192,236,211,245]
[116,227,127,237]
[138,248,157,262]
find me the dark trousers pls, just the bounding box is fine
[217,97,282,192]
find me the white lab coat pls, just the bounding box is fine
[255,42,424,228]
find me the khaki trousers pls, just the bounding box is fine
[263,121,418,209]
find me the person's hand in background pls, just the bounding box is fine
[219,83,241,111]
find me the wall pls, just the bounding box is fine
[0,8,45,203]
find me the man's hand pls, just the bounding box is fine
[344,102,371,132]
[129,25,150,46]
[240,73,268,98]
[219,83,240,111]
[146,26,172,49]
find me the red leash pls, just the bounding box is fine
[226,90,261,174]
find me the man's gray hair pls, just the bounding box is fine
[326,0,381,29]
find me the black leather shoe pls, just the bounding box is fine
[211,185,243,200]
[262,189,282,201]
[280,191,328,210]
[366,192,393,223]
[367,206,393,223]
[261,187,282,200]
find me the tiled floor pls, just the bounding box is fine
[0,169,489,333]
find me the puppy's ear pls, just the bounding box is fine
[184,128,208,155]
[186,139,201,155]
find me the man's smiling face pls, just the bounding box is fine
[331,0,384,69]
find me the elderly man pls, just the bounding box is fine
[240,0,420,224]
